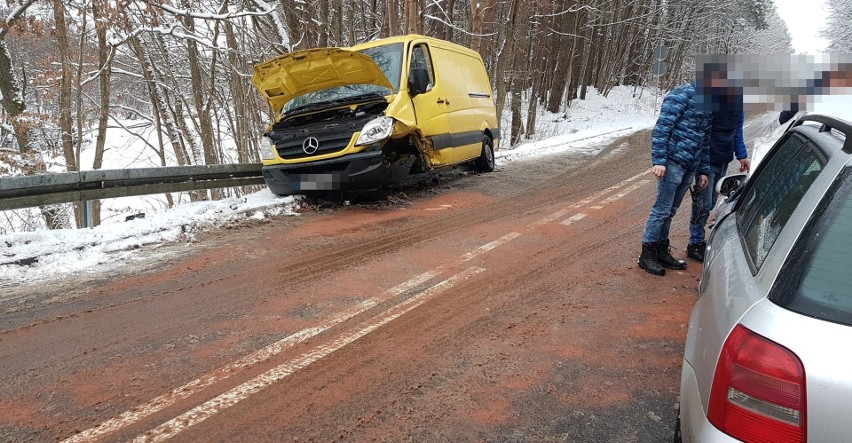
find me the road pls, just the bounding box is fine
[0,118,775,442]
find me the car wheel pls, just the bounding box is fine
[474,135,495,173]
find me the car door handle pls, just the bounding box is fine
[437,98,449,105]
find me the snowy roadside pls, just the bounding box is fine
[0,193,302,286]
[1,86,661,285]
[497,86,660,163]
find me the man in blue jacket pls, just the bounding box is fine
[639,79,710,275]
[639,81,711,276]
[686,104,750,263]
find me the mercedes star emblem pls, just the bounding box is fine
[302,137,320,155]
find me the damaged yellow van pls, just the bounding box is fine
[252,34,500,194]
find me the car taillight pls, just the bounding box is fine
[708,324,806,443]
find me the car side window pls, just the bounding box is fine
[737,134,825,270]
[410,44,435,89]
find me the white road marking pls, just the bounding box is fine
[388,270,443,296]
[131,267,486,443]
[589,205,604,210]
[62,300,375,443]
[66,168,652,442]
[599,180,650,204]
[461,232,522,261]
[63,269,443,443]
[559,213,588,226]
[528,208,573,228]
[533,168,652,226]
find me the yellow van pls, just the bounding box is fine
[252,34,500,194]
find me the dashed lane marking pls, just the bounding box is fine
[599,180,650,204]
[461,232,522,261]
[528,208,572,229]
[559,213,588,226]
[131,267,487,443]
[532,168,652,227]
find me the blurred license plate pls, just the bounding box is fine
[292,173,344,191]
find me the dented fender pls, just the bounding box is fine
[384,94,434,170]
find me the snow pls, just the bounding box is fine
[496,86,661,163]
[0,191,302,286]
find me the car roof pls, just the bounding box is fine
[349,34,482,59]
[789,114,852,164]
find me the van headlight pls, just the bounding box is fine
[259,135,276,160]
[356,116,394,146]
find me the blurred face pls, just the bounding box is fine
[710,70,728,89]
[828,70,852,88]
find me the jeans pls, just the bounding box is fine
[642,162,695,244]
[689,162,728,245]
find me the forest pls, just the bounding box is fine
[0,0,828,228]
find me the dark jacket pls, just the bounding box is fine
[709,111,748,166]
[651,83,711,175]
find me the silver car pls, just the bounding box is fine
[677,114,852,443]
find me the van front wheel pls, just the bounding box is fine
[474,136,495,173]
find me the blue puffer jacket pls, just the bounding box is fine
[651,83,711,175]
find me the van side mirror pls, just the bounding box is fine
[409,68,430,96]
[717,173,748,197]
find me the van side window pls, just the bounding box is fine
[411,44,435,88]
[737,133,825,271]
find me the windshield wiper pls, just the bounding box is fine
[283,92,386,118]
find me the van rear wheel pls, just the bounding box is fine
[474,136,495,173]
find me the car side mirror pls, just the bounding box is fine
[409,68,430,96]
[717,173,748,197]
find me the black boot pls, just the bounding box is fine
[687,241,706,263]
[656,239,687,270]
[638,242,666,276]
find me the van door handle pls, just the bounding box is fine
[437,98,449,105]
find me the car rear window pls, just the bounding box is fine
[771,169,852,326]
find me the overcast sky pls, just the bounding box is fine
[773,0,829,53]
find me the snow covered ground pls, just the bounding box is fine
[0,86,670,285]
[497,86,661,162]
[0,193,303,286]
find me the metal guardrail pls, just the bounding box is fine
[0,163,265,212]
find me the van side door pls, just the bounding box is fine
[408,42,452,167]
[430,46,482,161]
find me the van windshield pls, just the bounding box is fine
[282,43,403,115]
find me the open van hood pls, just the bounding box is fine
[252,48,394,113]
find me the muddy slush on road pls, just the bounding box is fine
[1,123,753,442]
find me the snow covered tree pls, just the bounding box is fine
[823,0,852,52]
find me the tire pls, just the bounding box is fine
[474,135,495,173]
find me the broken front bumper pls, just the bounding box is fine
[261,149,409,195]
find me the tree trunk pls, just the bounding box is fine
[90,0,115,226]
[444,0,455,40]
[181,5,220,199]
[493,0,520,121]
[0,41,27,153]
[52,0,82,229]
[385,0,398,36]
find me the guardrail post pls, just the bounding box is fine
[81,201,94,228]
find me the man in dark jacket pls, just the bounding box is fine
[686,104,750,262]
[638,82,711,276]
